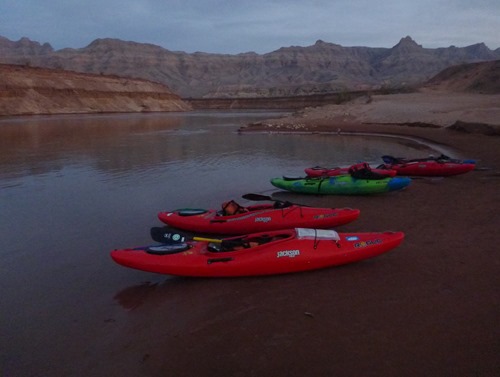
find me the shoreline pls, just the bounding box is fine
[98,91,499,376]
[157,91,499,376]
[239,91,500,171]
[4,91,498,376]
[240,128,463,158]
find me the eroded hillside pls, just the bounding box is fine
[425,60,500,94]
[0,64,191,116]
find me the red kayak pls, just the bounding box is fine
[158,199,360,235]
[111,228,405,277]
[305,162,397,178]
[379,155,476,177]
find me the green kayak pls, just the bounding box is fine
[270,175,411,195]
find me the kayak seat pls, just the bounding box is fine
[207,239,250,252]
[208,243,222,252]
[273,200,293,209]
[219,239,250,251]
[211,234,291,252]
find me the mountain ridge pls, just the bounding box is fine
[1,35,499,98]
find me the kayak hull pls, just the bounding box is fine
[158,204,360,234]
[380,161,475,176]
[111,228,405,277]
[305,166,397,178]
[271,175,411,195]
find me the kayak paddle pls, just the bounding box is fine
[242,193,278,201]
[150,227,254,251]
[150,226,223,244]
[241,193,302,207]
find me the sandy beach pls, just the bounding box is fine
[92,90,500,377]
[3,90,498,377]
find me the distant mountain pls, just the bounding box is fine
[1,35,499,98]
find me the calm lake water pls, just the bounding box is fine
[0,111,440,375]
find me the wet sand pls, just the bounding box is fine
[85,91,500,377]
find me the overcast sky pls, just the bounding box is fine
[1,0,499,54]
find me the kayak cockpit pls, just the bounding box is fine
[208,228,341,252]
[208,230,294,252]
[216,199,293,217]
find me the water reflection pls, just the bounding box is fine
[113,281,160,311]
[0,111,440,188]
[0,111,447,377]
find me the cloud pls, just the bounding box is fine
[0,0,498,53]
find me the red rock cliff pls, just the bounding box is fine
[0,64,191,116]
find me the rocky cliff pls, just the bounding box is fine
[1,35,499,98]
[0,63,191,116]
